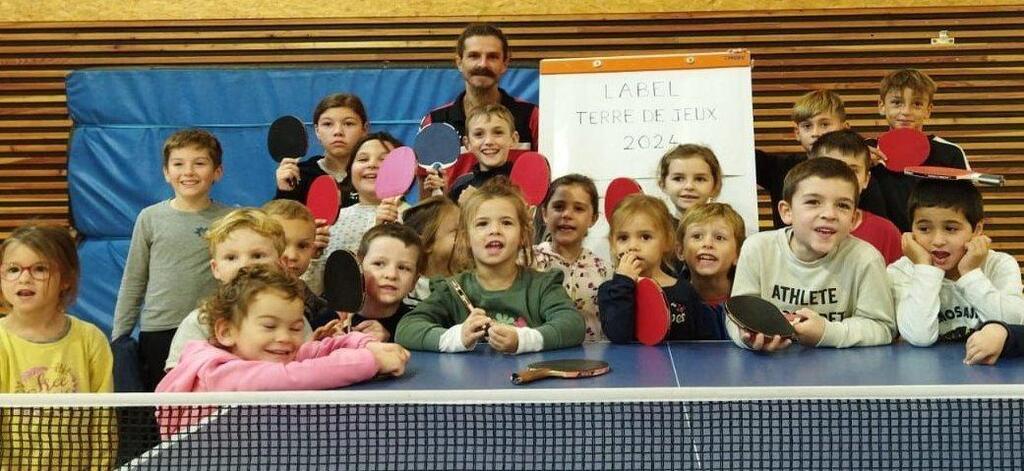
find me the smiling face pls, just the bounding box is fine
[879,87,933,131]
[658,157,720,213]
[361,236,420,311]
[456,35,509,91]
[779,176,861,262]
[465,114,518,171]
[679,217,740,278]
[542,184,598,251]
[351,139,394,203]
[314,106,368,161]
[163,145,222,202]
[911,206,981,277]
[215,289,305,363]
[0,243,65,317]
[467,197,523,269]
[794,112,848,153]
[210,228,282,283]
[611,212,672,277]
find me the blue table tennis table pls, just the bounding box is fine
[123,341,1024,470]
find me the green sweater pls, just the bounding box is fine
[395,269,585,352]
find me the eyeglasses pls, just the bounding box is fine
[1,263,52,281]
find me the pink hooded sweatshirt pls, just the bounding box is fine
[155,333,379,437]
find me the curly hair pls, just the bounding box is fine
[199,265,305,346]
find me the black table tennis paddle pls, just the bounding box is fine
[724,295,795,339]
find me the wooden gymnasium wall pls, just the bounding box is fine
[1,6,1023,268]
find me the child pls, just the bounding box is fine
[727,158,896,351]
[656,144,723,221]
[598,194,705,343]
[676,203,745,340]
[890,179,1024,346]
[275,93,370,207]
[395,178,585,353]
[866,68,970,232]
[112,128,233,391]
[448,104,520,203]
[0,224,115,467]
[314,224,424,341]
[156,265,409,436]
[533,174,611,342]
[809,130,902,264]
[401,195,465,305]
[964,322,1024,365]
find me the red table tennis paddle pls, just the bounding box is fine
[509,151,551,206]
[604,178,643,221]
[267,115,308,163]
[904,166,1005,187]
[510,359,610,385]
[323,250,364,315]
[724,295,796,340]
[376,146,417,200]
[635,277,670,346]
[878,128,930,172]
[305,175,340,226]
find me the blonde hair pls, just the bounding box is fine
[791,89,846,123]
[458,177,534,268]
[880,68,937,104]
[261,199,315,227]
[199,265,304,346]
[403,196,464,275]
[205,208,286,258]
[676,203,746,253]
[657,144,723,196]
[0,224,79,309]
[608,194,676,261]
[465,104,516,133]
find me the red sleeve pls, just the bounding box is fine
[528,106,539,151]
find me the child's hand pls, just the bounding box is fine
[313,218,331,255]
[615,251,643,281]
[957,234,990,276]
[366,341,411,377]
[488,324,519,354]
[457,186,478,206]
[791,308,826,346]
[867,146,888,167]
[964,323,1008,365]
[901,233,931,265]
[353,320,389,342]
[375,197,401,225]
[461,308,492,348]
[275,158,301,191]
[422,171,446,196]
[739,329,791,352]
[311,312,352,341]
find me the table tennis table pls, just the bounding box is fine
[121,341,1024,470]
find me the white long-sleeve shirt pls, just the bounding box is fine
[889,250,1024,346]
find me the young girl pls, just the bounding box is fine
[532,174,611,342]
[657,144,724,219]
[0,225,115,467]
[275,93,370,207]
[402,195,465,305]
[597,194,705,343]
[676,203,746,340]
[157,265,409,435]
[395,178,585,354]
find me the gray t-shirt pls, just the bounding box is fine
[111,200,232,339]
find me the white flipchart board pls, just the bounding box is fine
[539,52,758,261]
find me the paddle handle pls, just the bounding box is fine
[974,173,1005,187]
[511,368,552,385]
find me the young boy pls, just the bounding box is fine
[889,180,1024,347]
[727,158,896,351]
[111,129,233,390]
[809,130,902,264]
[676,202,745,340]
[312,224,424,341]
[448,103,519,203]
[865,68,970,232]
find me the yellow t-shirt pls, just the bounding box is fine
[0,315,117,470]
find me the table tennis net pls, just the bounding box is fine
[1,388,1022,470]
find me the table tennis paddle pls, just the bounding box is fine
[604,177,642,221]
[375,146,417,200]
[635,277,670,346]
[306,175,340,226]
[510,359,610,385]
[323,250,364,315]
[903,166,1005,187]
[414,123,462,173]
[509,151,551,206]
[267,115,308,163]
[724,295,796,340]
[878,128,930,172]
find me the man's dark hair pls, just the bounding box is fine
[456,23,509,60]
